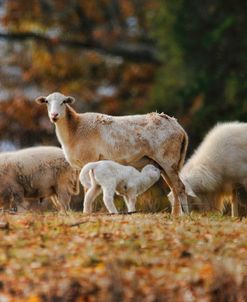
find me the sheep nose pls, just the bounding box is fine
[51,113,58,118]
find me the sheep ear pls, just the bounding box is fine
[167,191,173,200]
[185,183,197,198]
[65,96,75,104]
[35,96,47,104]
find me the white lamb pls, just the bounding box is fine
[168,122,247,216]
[79,160,161,213]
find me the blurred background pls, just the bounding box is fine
[1,0,247,211]
[1,0,247,152]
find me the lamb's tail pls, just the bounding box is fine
[178,131,188,171]
[79,162,98,188]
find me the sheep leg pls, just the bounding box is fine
[158,169,182,215]
[83,185,101,213]
[56,193,71,215]
[231,187,239,217]
[157,162,188,215]
[51,196,61,210]
[164,170,188,215]
[11,192,24,212]
[102,187,118,214]
[63,195,72,212]
[67,202,72,212]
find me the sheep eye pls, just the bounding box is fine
[44,100,48,104]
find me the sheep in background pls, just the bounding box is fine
[168,122,247,216]
[79,160,161,213]
[0,146,79,212]
[36,92,188,216]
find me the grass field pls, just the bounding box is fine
[0,212,247,302]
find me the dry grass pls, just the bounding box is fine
[0,212,247,301]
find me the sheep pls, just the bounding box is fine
[35,92,189,215]
[79,160,161,214]
[0,146,79,212]
[168,122,247,217]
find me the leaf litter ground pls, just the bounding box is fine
[0,212,247,301]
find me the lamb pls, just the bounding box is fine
[35,92,189,215]
[79,160,161,214]
[168,122,247,216]
[0,146,79,212]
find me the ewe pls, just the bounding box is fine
[168,122,247,216]
[36,92,188,215]
[79,160,161,213]
[0,146,79,212]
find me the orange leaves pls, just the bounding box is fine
[123,64,155,84]
[199,263,214,280]
[120,1,135,17]
[0,221,9,230]
[18,218,34,228]
[27,295,42,302]
[0,97,54,147]
[1,212,247,300]
[85,52,103,65]
[79,1,105,22]
[0,98,47,131]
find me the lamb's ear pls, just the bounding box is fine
[35,96,47,104]
[64,96,75,104]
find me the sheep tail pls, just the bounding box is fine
[178,131,188,171]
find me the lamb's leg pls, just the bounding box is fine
[124,195,136,213]
[123,196,131,212]
[156,161,188,215]
[102,187,118,214]
[83,185,101,213]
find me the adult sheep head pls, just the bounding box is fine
[36,92,75,123]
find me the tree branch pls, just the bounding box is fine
[0,31,161,64]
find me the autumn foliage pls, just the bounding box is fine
[0,213,247,301]
[1,2,247,300]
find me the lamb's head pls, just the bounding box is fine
[142,164,161,182]
[35,92,75,123]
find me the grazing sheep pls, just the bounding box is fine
[168,122,247,216]
[0,146,79,212]
[36,92,189,215]
[79,160,161,213]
